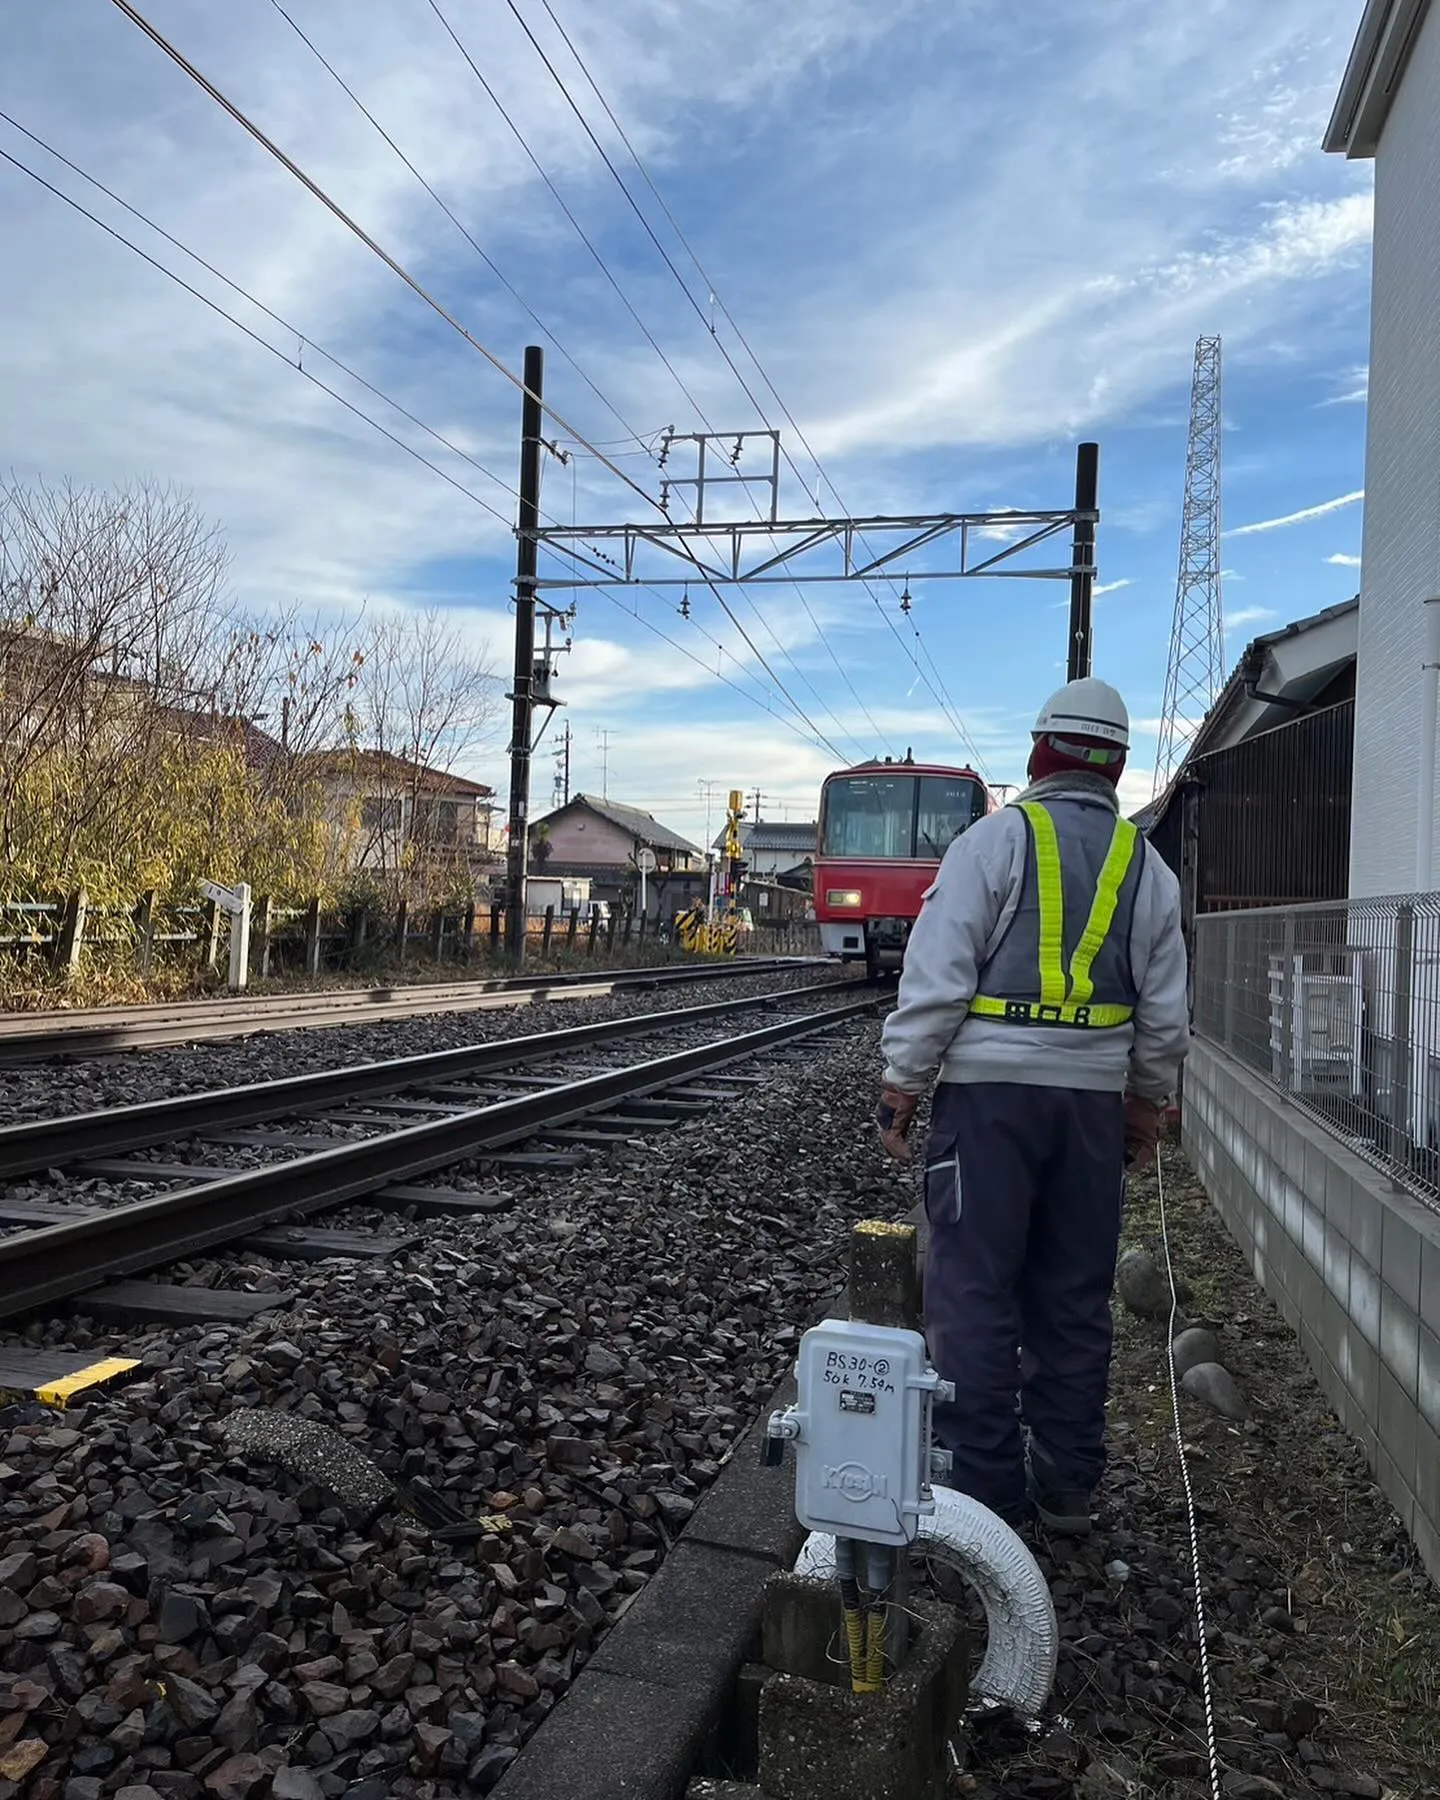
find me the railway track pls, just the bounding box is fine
[0,979,878,1326]
[0,954,825,1064]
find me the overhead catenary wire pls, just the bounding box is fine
[501,0,882,756]
[103,0,849,760]
[522,0,990,774]
[0,125,830,754]
[422,0,867,761]
[0,142,513,529]
[261,0,648,450]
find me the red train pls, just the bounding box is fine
[813,755,997,976]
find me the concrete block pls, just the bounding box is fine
[1350,1257,1382,1351]
[1410,1503,1440,1591]
[685,1381,806,1570]
[1373,1443,1416,1534]
[757,1585,967,1800]
[493,1666,714,1800]
[1351,1187,1383,1273]
[1418,1325,1440,1438]
[1283,1177,1304,1244]
[1380,1285,1421,1401]
[1348,1339,1381,1428]
[1413,1417,1440,1546]
[1302,1137,1328,1210]
[1421,1234,1440,1340]
[588,1540,768,1693]
[1322,1224,1351,1307]
[1383,1207,1423,1316]
[1319,1284,1351,1376]
[1277,1122,1306,1187]
[1323,1164,1354,1245]
[1301,1199,1325,1272]
[1378,1364,1418,1495]
[1296,1259,1324,1330]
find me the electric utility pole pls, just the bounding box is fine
[504,344,544,962]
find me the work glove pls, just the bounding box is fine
[875,1085,920,1163]
[1123,1092,1166,1172]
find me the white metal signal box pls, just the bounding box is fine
[772,1318,952,1548]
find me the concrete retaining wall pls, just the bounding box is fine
[1183,1037,1440,1584]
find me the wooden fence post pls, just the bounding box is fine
[490,902,502,951]
[607,909,618,954]
[566,905,579,952]
[133,889,157,977]
[588,912,599,958]
[394,897,409,965]
[542,905,555,958]
[304,897,323,977]
[54,888,88,976]
[430,908,446,962]
[463,901,476,962]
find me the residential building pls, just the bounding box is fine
[1141,599,1357,915]
[1324,0,1440,896]
[529,793,702,909]
[710,818,817,887]
[303,749,498,886]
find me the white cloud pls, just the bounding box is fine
[1326,552,1362,568]
[1094,578,1134,596]
[1319,365,1369,407]
[1224,490,1365,537]
[1225,605,1278,629]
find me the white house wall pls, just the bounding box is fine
[1351,0,1440,897]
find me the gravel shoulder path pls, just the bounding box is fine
[957,1141,1440,1800]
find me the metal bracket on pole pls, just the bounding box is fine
[201,880,251,992]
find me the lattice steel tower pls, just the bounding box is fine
[1154,336,1225,798]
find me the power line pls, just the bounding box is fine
[0,141,514,527]
[104,0,847,759]
[261,0,648,449]
[420,0,859,760]
[523,0,987,773]
[0,109,525,516]
[0,124,836,755]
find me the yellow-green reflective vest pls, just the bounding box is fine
[969,799,1143,1029]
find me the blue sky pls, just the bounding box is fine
[0,0,1373,844]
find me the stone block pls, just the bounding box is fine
[1322,1225,1350,1307]
[757,1583,968,1800]
[1302,1136,1328,1210]
[1348,1339,1381,1428]
[1413,1417,1440,1543]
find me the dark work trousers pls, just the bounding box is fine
[922,1080,1126,1516]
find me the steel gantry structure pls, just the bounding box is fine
[503,347,1103,961]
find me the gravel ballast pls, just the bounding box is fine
[2,1023,1437,1800]
[0,966,854,1126]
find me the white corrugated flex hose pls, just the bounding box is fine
[792,1487,1058,1718]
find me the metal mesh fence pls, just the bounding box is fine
[1193,895,1440,1207]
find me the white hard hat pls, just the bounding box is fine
[1032,678,1130,750]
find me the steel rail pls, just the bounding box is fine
[0,957,827,1065]
[0,994,879,1321]
[0,979,863,1181]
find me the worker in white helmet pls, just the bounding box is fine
[875,678,1189,1535]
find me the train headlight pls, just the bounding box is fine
[826,889,863,908]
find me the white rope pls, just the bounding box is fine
[1155,1149,1224,1800]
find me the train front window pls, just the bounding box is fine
[915,775,985,857]
[821,775,917,858]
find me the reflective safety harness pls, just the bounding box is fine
[969,801,1140,1028]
